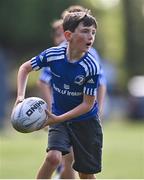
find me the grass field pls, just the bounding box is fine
[0,119,144,179]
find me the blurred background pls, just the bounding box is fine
[0,0,144,179]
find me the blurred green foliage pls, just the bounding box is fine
[0,0,78,52]
[123,0,144,77]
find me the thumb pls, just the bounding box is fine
[45,109,54,119]
[45,109,51,116]
[45,109,57,120]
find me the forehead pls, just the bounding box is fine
[76,22,96,30]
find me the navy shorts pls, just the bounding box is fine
[47,116,103,174]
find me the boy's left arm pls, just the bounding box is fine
[45,74,99,125]
[45,69,99,125]
[45,94,96,125]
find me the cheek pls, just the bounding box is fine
[76,36,85,44]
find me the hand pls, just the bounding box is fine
[44,109,62,126]
[11,96,24,116]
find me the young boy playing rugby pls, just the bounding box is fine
[15,11,103,179]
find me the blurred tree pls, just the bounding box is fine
[0,0,78,55]
[123,0,144,77]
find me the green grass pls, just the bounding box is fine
[0,119,144,179]
[0,128,47,179]
[97,119,144,179]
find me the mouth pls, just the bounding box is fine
[86,42,92,47]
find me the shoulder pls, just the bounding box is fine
[45,46,66,54]
[88,47,101,63]
[38,46,66,63]
[31,46,65,60]
[31,46,66,70]
[79,52,101,76]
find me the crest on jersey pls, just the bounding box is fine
[74,75,85,85]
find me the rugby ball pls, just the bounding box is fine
[11,97,48,133]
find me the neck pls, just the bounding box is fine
[66,44,85,62]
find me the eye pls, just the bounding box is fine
[92,30,96,35]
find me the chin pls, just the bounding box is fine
[80,47,89,53]
[82,49,87,53]
[85,47,90,52]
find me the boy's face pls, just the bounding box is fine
[69,22,96,53]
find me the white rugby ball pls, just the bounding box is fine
[11,97,48,133]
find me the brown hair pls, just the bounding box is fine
[63,11,97,32]
[61,5,87,18]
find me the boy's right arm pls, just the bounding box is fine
[15,60,32,106]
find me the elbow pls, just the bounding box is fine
[19,61,32,74]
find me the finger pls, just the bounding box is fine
[45,109,49,113]
[45,109,50,115]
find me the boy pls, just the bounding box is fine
[15,11,103,179]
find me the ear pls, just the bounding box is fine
[64,30,72,42]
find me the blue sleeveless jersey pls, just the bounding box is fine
[31,46,100,122]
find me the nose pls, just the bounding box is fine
[88,32,93,40]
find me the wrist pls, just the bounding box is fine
[55,115,63,122]
[17,96,24,102]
